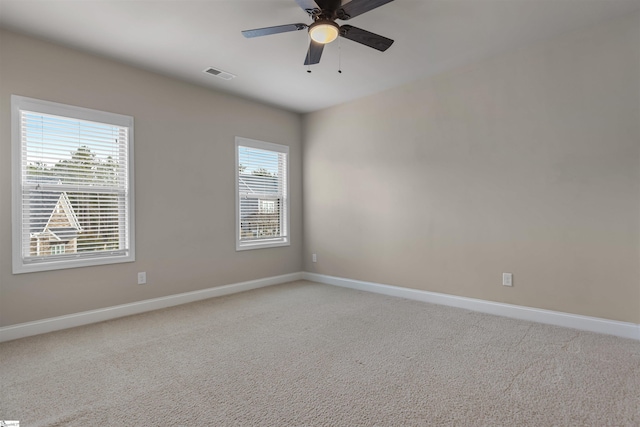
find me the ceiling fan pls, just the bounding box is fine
[242,0,395,66]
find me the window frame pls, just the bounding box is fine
[11,95,135,274]
[259,200,277,214]
[235,137,290,251]
[50,244,66,255]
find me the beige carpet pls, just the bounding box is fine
[1,280,639,426]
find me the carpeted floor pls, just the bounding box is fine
[1,280,639,426]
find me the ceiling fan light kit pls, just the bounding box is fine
[309,20,340,44]
[242,0,395,66]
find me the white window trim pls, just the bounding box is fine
[259,200,276,214]
[235,137,290,251]
[11,95,135,273]
[51,244,66,255]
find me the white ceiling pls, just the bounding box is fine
[1,0,639,113]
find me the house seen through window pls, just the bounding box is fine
[11,95,135,273]
[236,137,289,250]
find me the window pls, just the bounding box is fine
[259,200,276,214]
[12,95,135,273]
[235,137,289,250]
[51,244,66,255]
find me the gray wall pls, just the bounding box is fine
[1,13,639,328]
[303,14,640,323]
[0,30,303,326]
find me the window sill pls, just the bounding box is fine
[13,253,135,274]
[236,239,290,251]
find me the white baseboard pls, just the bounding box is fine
[303,272,640,341]
[3,271,637,343]
[0,272,304,343]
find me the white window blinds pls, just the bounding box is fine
[236,137,289,250]
[12,96,135,273]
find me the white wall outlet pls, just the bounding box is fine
[312,253,317,263]
[502,272,513,287]
[138,272,147,285]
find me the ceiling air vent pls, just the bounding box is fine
[203,67,236,81]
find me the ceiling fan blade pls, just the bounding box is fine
[295,0,321,14]
[304,40,325,65]
[337,0,394,20]
[242,23,307,38]
[340,25,394,51]
[296,0,341,15]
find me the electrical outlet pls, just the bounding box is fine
[502,272,513,287]
[312,253,317,263]
[138,272,147,285]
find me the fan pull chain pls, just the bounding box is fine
[338,36,342,74]
[307,34,312,73]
